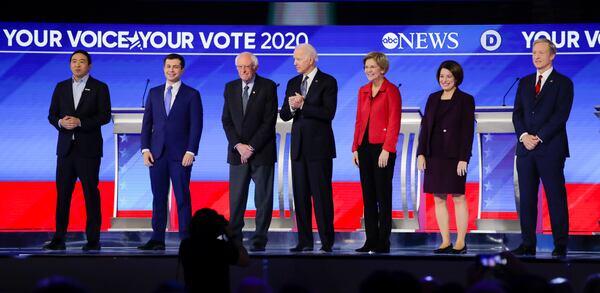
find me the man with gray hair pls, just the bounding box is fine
[512,38,574,257]
[280,43,338,252]
[222,52,278,251]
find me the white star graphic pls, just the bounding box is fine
[120,134,128,143]
[484,165,492,175]
[483,198,494,208]
[484,148,491,158]
[484,181,492,191]
[484,133,493,142]
[119,149,126,157]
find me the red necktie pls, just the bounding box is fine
[535,74,542,95]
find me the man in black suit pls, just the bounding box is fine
[280,43,337,252]
[45,50,112,251]
[222,52,278,252]
[512,38,574,257]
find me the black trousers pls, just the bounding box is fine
[228,163,274,247]
[54,140,101,243]
[358,143,396,249]
[291,156,335,248]
[516,153,569,248]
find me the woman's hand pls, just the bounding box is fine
[457,161,468,176]
[352,151,359,167]
[378,150,389,168]
[417,155,426,171]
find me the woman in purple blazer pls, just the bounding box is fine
[417,60,475,254]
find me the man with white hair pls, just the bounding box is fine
[222,52,278,252]
[280,43,338,253]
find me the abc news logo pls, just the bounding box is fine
[381,30,503,51]
[382,33,399,49]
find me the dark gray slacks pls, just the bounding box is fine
[229,163,274,247]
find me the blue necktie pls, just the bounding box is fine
[164,85,173,115]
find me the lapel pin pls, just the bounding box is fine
[84,88,91,91]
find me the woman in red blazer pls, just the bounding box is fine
[352,52,401,253]
[417,60,475,254]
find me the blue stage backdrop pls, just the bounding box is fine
[1,23,599,212]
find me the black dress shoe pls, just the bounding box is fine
[433,243,453,254]
[43,240,66,251]
[82,242,101,251]
[552,246,567,257]
[138,240,166,251]
[249,245,266,252]
[511,244,536,256]
[320,246,332,252]
[289,245,313,252]
[374,246,390,253]
[355,245,375,253]
[451,244,467,254]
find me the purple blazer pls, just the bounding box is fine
[417,88,475,163]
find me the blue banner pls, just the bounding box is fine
[1,22,598,197]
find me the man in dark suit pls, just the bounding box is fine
[512,38,574,257]
[222,52,278,251]
[139,54,203,250]
[45,50,112,251]
[280,43,337,252]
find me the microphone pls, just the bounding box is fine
[398,83,402,88]
[141,79,150,108]
[502,77,520,106]
[276,83,280,88]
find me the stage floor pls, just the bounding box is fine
[1,230,599,259]
[0,231,598,293]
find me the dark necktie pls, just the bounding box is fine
[535,74,542,95]
[242,85,249,114]
[164,85,173,115]
[301,75,309,97]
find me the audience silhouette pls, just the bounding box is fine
[179,208,249,293]
[33,276,87,293]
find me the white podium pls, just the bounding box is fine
[111,108,156,230]
[474,106,521,232]
[393,107,424,231]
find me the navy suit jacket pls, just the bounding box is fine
[222,74,278,165]
[48,76,112,158]
[141,83,203,161]
[280,69,337,161]
[512,70,573,158]
[417,88,475,163]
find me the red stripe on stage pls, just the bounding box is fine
[117,211,152,218]
[0,181,114,231]
[480,212,518,220]
[0,181,598,234]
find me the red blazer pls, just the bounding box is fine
[352,78,402,153]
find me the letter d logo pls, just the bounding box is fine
[480,30,502,51]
